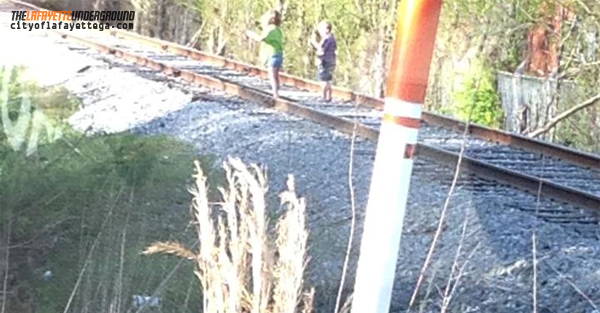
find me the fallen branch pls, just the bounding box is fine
[528,93,600,138]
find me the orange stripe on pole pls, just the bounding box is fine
[382,114,421,128]
[351,1,442,312]
[386,0,442,104]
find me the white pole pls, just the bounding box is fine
[350,1,443,312]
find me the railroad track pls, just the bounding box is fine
[6,0,600,213]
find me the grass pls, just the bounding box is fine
[0,63,335,313]
[2,64,316,313]
[2,131,225,313]
[0,65,224,312]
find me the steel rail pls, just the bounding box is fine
[30,27,598,211]
[109,27,600,170]
[9,0,600,170]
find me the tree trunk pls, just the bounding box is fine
[155,0,162,39]
[373,29,386,98]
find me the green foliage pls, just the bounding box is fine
[554,108,600,153]
[2,67,79,120]
[106,134,160,189]
[552,75,600,153]
[450,63,504,127]
[178,0,398,94]
[0,66,78,155]
[5,130,220,312]
[0,66,36,96]
[0,67,224,312]
[0,66,35,127]
[1,130,223,311]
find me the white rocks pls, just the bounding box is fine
[42,270,52,280]
[132,295,161,308]
[4,5,600,311]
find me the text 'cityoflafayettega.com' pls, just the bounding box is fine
[10,10,135,31]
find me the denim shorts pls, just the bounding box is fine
[318,62,335,81]
[268,53,283,68]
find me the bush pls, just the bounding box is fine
[449,62,505,128]
[1,65,78,156]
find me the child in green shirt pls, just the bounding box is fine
[246,9,284,98]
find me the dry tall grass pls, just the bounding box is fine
[143,158,314,313]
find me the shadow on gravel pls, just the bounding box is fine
[93,60,600,313]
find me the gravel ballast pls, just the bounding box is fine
[3,6,600,312]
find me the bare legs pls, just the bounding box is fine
[320,65,334,102]
[269,67,280,98]
[322,81,332,102]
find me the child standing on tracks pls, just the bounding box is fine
[246,9,284,99]
[310,20,337,102]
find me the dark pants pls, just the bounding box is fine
[318,61,335,82]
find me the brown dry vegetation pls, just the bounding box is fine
[143,158,315,313]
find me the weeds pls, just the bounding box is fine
[0,65,222,312]
[143,158,314,313]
